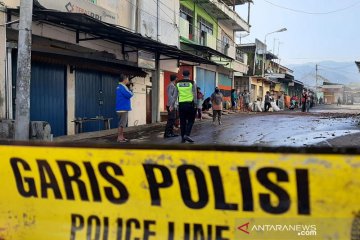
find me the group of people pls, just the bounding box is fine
[115,72,320,143]
[300,89,315,112]
[115,69,229,143]
[117,70,288,143]
[230,89,251,112]
[115,70,258,143]
[164,70,225,143]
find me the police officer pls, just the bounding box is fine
[176,70,197,143]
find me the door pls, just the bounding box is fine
[251,84,256,102]
[75,69,119,132]
[101,73,119,129]
[195,68,216,99]
[31,62,67,137]
[146,86,152,124]
[75,70,102,132]
[218,73,232,101]
[12,57,67,137]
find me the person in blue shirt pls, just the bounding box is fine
[116,74,133,142]
[231,89,238,111]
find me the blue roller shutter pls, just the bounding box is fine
[196,68,216,99]
[101,73,119,129]
[30,62,67,137]
[75,69,119,132]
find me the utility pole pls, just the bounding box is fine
[156,0,159,41]
[272,38,277,55]
[315,64,318,98]
[247,2,251,24]
[14,0,33,140]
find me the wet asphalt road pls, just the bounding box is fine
[89,105,360,147]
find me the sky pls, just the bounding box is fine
[236,0,360,65]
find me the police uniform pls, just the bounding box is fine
[176,79,197,142]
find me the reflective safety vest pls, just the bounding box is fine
[176,80,194,103]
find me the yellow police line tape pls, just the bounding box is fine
[0,144,359,240]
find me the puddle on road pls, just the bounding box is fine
[278,130,360,147]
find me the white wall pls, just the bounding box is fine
[159,71,165,112]
[128,76,150,126]
[10,21,135,63]
[6,0,132,31]
[0,9,6,118]
[218,22,236,59]
[66,66,75,135]
[138,0,179,47]
[6,0,179,46]
[4,0,19,8]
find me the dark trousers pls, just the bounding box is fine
[301,102,306,112]
[264,102,271,112]
[213,110,222,122]
[164,106,176,136]
[197,108,202,119]
[179,102,196,138]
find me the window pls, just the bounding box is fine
[180,5,194,38]
[197,16,213,35]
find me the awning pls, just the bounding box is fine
[32,52,148,77]
[265,73,285,79]
[277,73,295,82]
[222,0,253,5]
[293,80,304,86]
[355,61,360,72]
[257,50,278,60]
[8,8,216,66]
[181,42,233,61]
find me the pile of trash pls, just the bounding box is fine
[249,101,282,112]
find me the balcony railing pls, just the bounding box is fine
[216,39,235,58]
[180,18,217,49]
[236,49,245,63]
[217,39,229,55]
[198,0,250,31]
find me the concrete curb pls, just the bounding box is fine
[54,121,166,142]
[54,111,243,142]
[318,132,360,147]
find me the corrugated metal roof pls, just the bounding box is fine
[355,61,360,72]
[8,8,217,66]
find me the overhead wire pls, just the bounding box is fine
[157,0,180,15]
[151,0,180,31]
[261,0,360,15]
[122,0,178,27]
[318,63,356,70]
[318,65,360,75]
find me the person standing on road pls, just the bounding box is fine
[301,89,307,112]
[264,91,271,112]
[211,87,224,125]
[164,74,179,138]
[115,74,133,143]
[231,89,238,111]
[337,97,341,106]
[176,70,197,143]
[196,87,204,120]
[306,91,311,112]
[242,89,250,112]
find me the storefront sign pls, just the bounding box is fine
[37,0,117,24]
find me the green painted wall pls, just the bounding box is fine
[180,0,218,39]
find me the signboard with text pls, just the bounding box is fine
[36,0,117,24]
[0,145,360,239]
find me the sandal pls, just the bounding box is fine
[117,138,129,143]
